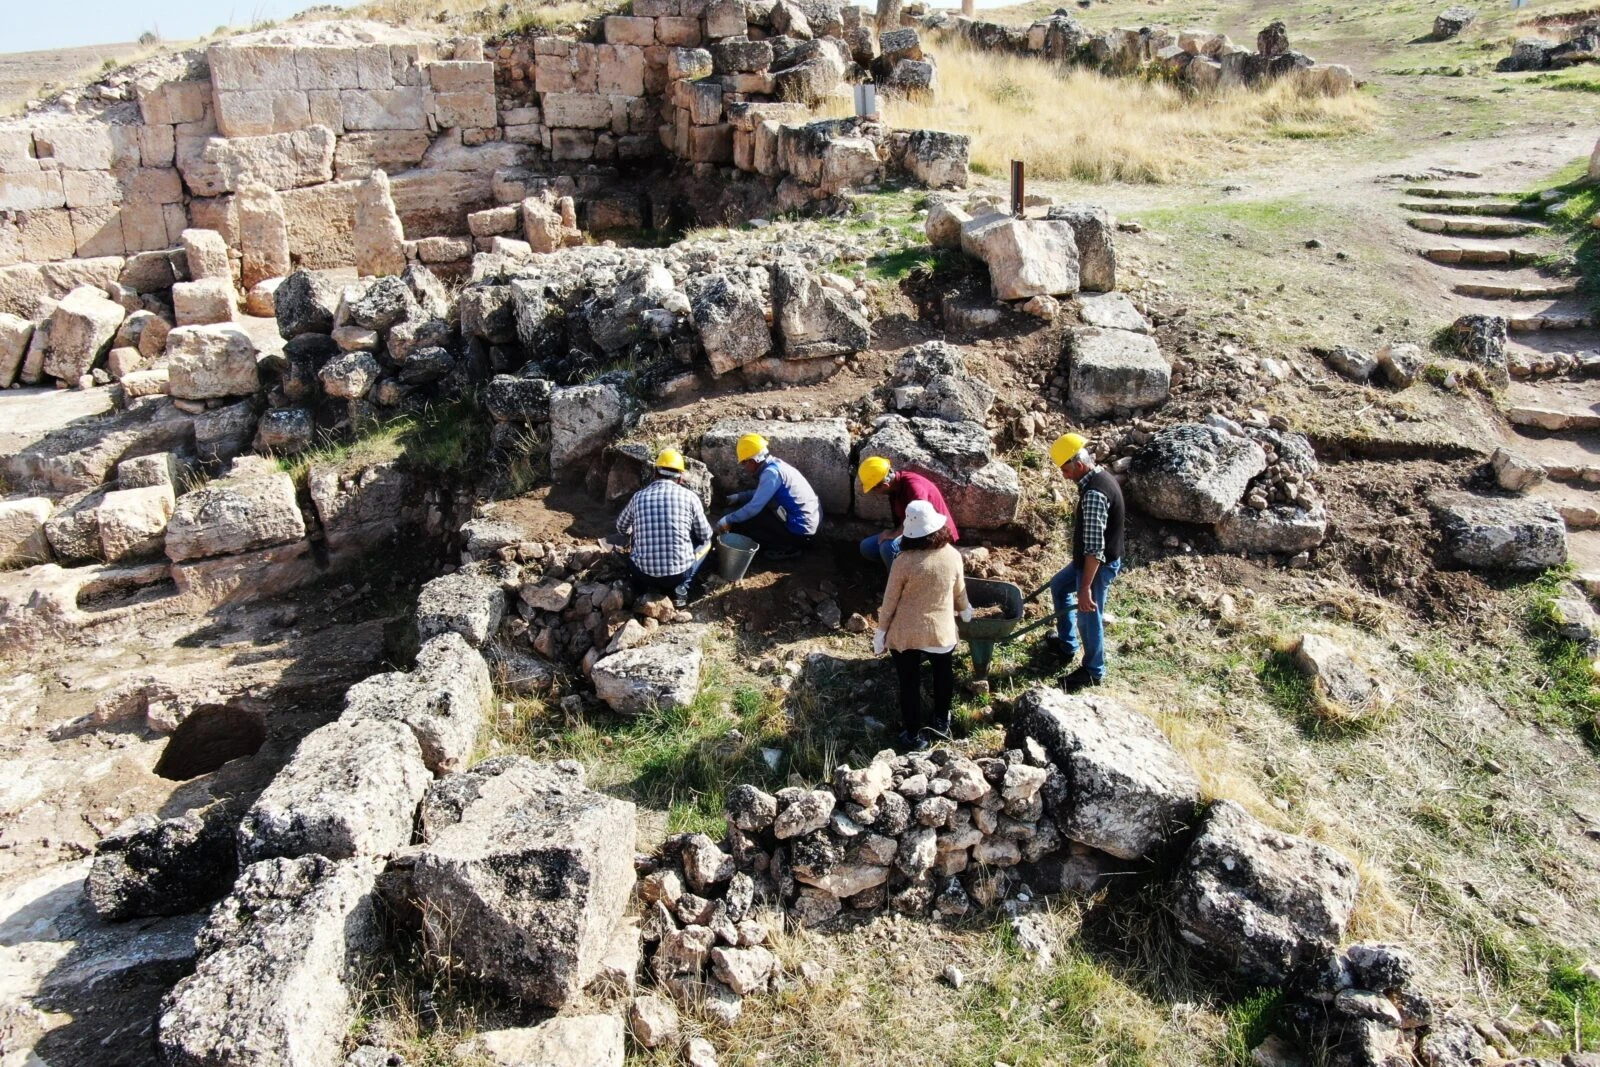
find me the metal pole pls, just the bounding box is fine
[1010,160,1025,218]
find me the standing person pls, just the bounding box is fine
[615,448,713,608]
[873,500,974,750]
[1043,433,1125,693]
[856,456,960,570]
[715,433,821,561]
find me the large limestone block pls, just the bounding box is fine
[41,285,125,382]
[165,471,306,561]
[1127,423,1266,524]
[592,631,705,714]
[181,228,234,282]
[959,215,1080,301]
[98,483,177,562]
[1044,203,1116,292]
[1428,490,1567,571]
[701,417,851,514]
[167,324,260,399]
[772,260,870,359]
[414,757,637,1007]
[281,180,360,267]
[171,538,320,608]
[307,461,416,555]
[172,277,238,326]
[3,395,195,495]
[0,497,53,566]
[1173,800,1358,984]
[1067,326,1170,418]
[354,169,407,277]
[550,381,628,475]
[688,272,772,375]
[342,632,492,774]
[237,717,430,864]
[1215,503,1327,555]
[853,415,1021,529]
[0,312,36,388]
[43,487,107,563]
[237,182,292,289]
[415,569,505,647]
[1010,688,1201,859]
[178,126,337,198]
[903,128,969,189]
[156,855,381,1067]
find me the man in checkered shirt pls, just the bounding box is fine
[1044,433,1126,692]
[616,449,713,607]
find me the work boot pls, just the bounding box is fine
[1042,634,1076,661]
[1060,667,1101,694]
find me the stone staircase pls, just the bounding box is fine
[1499,379,1600,588]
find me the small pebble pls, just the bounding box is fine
[943,964,964,989]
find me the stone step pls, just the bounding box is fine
[1506,427,1600,483]
[1453,278,1582,300]
[1400,200,1539,217]
[1531,480,1600,531]
[1568,529,1600,595]
[1420,246,1545,267]
[1503,378,1600,432]
[1508,312,1596,332]
[1407,216,1549,237]
[1404,186,1525,200]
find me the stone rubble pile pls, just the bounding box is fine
[1498,18,1600,71]
[928,14,1356,96]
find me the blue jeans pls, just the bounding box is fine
[628,548,707,602]
[860,533,902,568]
[1047,557,1122,679]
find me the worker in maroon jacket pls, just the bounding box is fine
[856,456,959,570]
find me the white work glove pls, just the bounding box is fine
[872,630,887,655]
[959,605,975,623]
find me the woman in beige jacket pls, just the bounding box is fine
[873,500,973,749]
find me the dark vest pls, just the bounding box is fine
[1072,467,1125,564]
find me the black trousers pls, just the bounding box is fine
[730,507,811,554]
[891,648,954,735]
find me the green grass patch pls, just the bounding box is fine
[1218,988,1285,1067]
[1255,650,1317,720]
[275,399,488,488]
[1523,569,1600,738]
[867,246,953,282]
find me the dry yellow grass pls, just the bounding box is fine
[880,41,1380,183]
[350,0,617,35]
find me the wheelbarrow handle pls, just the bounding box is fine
[1024,582,1051,604]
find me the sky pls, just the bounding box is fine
[7,0,358,53]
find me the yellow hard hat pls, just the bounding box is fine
[735,433,768,462]
[858,456,892,493]
[655,448,686,473]
[1050,432,1088,468]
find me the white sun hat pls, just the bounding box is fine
[903,499,947,539]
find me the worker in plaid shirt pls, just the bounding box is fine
[616,449,713,607]
[1044,433,1126,693]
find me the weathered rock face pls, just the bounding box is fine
[237,717,431,864]
[550,381,629,475]
[1066,326,1169,418]
[354,169,407,277]
[1128,424,1267,524]
[275,269,341,339]
[888,342,995,424]
[307,461,416,559]
[592,628,706,714]
[167,324,261,400]
[1173,800,1359,985]
[772,260,871,359]
[165,471,307,562]
[413,757,637,1007]
[42,286,126,383]
[1449,314,1508,383]
[1428,491,1567,571]
[854,415,1021,529]
[690,272,773,375]
[342,632,492,774]
[157,855,381,1067]
[1292,634,1389,716]
[1434,5,1476,37]
[1009,687,1200,860]
[98,483,177,561]
[959,215,1080,301]
[88,804,241,922]
[1490,446,1545,494]
[701,418,852,514]
[902,129,969,189]
[416,570,506,647]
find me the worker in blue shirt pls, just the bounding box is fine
[715,433,821,561]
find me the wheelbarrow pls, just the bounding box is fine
[957,577,1056,680]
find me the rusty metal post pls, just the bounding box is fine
[1010,160,1025,218]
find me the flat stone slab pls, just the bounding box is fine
[1428,489,1567,571]
[1067,326,1169,418]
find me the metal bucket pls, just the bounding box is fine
[716,532,759,582]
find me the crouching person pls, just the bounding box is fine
[616,449,712,608]
[873,500,974,751]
